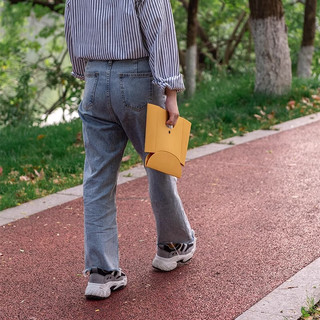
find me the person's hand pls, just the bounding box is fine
[165,88,179,128]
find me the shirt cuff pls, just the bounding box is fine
[153,74,185,94]
[71,71,85,81]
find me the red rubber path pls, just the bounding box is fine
[1,121,320,320]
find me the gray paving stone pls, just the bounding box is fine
[272,112,320,131]
[0,193,79,226]
[236,258,320,320]
[221,130,278,145]
[236,310,296,320]
[117,165,146,184]
[186,143,231,160]
[57,184,83,197]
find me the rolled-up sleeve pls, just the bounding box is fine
[137,0,185,92]
[64,1,86,81]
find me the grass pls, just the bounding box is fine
[180,73,320,148]
[299,296,320,319]
[0,121,139,210]
[0,72,320,211]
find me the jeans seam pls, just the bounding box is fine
[83,72,99,111]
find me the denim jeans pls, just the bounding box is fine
[78,59,193,272]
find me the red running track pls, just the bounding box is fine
[1,121,320,320]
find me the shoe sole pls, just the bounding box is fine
[85,277,127,300]
[152,242,196,272]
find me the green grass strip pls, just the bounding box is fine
[0,73,319,210]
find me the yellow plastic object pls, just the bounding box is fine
[144,103,191,178]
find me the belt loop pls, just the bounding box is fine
[136,58,139,73]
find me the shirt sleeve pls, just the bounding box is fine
[64,1,86,81]
[137,0,185,92]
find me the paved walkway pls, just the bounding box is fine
[1,114,320,320]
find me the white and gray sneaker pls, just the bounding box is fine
[85,268,127,300]
[152,236,196,272]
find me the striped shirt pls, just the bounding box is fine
[64,0,185,92]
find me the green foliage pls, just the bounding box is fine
[172,0,252,71]
[172,0,319,77]
[300,296,320,319]
[0,117,140,210]
[0,0,319,128]
[0,119,84,209]
[179,73,320,148]
[283,0,320,77]
[0,1,83,127]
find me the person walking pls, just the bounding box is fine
[65,0,196,300]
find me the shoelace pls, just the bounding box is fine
[170,243,180,257]
[169,243,189,256]
[111,269,123,278]
[84,268,123,277]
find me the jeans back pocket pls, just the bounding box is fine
[119,73,153,112]
[82,72,99,111]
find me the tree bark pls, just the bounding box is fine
[297,0,317,78]
[249,0,292,95]
[185,0,199,97]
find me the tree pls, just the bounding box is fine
[297,0,317,78]
[0,1,83,127]
[185,0,199,97]
[223,10,249,66]
[249,0,292,95]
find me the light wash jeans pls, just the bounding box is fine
[78,58,193,272]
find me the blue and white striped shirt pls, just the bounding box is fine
[64,0,185,92]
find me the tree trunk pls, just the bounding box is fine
[249,0,292,95]
[297,0,317,78]
[185,0,199,98]
[178,0,218,61]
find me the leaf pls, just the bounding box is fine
[312,95,320,101]
[76,132,82,142]
[34,168,45,180]
[0,167,2,175]
[286,103,295,111]
[122,155,131,162]
[37,134,45,140]
[124,173,133,178]
[267,111,275,120]
[19,175,30,181]
[254,114,262,120]
[301,306,311,318]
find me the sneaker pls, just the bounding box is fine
[85,268,127,300]
[152,236,196,271]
